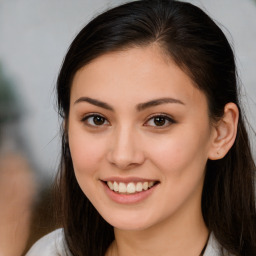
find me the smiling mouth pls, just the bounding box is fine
[105,181,159,194]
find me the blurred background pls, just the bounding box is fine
[0,0,255,255]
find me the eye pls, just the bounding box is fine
[144,114,175,128]
[81,114,110,127]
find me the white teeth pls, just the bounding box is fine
[127,183,136,194]
[136,182,143,192]
[107,181,114,190]
[142,182,148,190]
[149,181,154,187]
[106,181,156,194]
[119,182,127,193]
[113,181,118,192]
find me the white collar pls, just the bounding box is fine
[204,232,233,256]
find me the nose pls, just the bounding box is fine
[106,125,145,170]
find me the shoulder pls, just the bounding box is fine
[25,228,71,256]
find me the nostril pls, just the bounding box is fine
[106,142,145,169]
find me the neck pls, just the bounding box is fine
[106,201,208,256]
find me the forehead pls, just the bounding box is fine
[70,45,207,109]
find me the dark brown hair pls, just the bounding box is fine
[55,0,256,255]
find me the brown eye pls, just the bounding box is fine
[145,114,175,128]
[82,114,109,127]
[153,116,166,126]
[93,116,105,125]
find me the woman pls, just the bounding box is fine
[26,0,256,255]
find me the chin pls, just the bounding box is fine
[111,221,151,231]
[101,210,157,231]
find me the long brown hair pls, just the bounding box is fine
[55,1,256,255]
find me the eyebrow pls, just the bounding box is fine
[136,97,185,111]
[74,97,114,111]
[74,96,185,111]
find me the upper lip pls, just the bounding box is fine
[101,177,159,183]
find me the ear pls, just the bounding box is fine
[208,103,239,160]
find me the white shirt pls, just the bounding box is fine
[25,229,226,256]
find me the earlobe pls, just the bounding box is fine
[208,103,239,160]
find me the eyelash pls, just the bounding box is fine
[81,113,110,127]
[144,114,176,128]
[81,113,176,128]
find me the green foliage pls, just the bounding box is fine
[0,63,22,124]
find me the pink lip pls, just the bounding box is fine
[101,180,159,204]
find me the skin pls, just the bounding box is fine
[68,44,238,256]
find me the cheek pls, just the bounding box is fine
[145,125,210,177]
[68,128,106,177]
[68,129,108,202]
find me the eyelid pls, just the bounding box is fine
[143,113,176,128]
[81,113,110,127]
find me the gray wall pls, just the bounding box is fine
[0,0,255,178]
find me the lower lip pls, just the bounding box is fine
[102,181,159,204]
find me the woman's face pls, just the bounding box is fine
[68,45,215,231]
